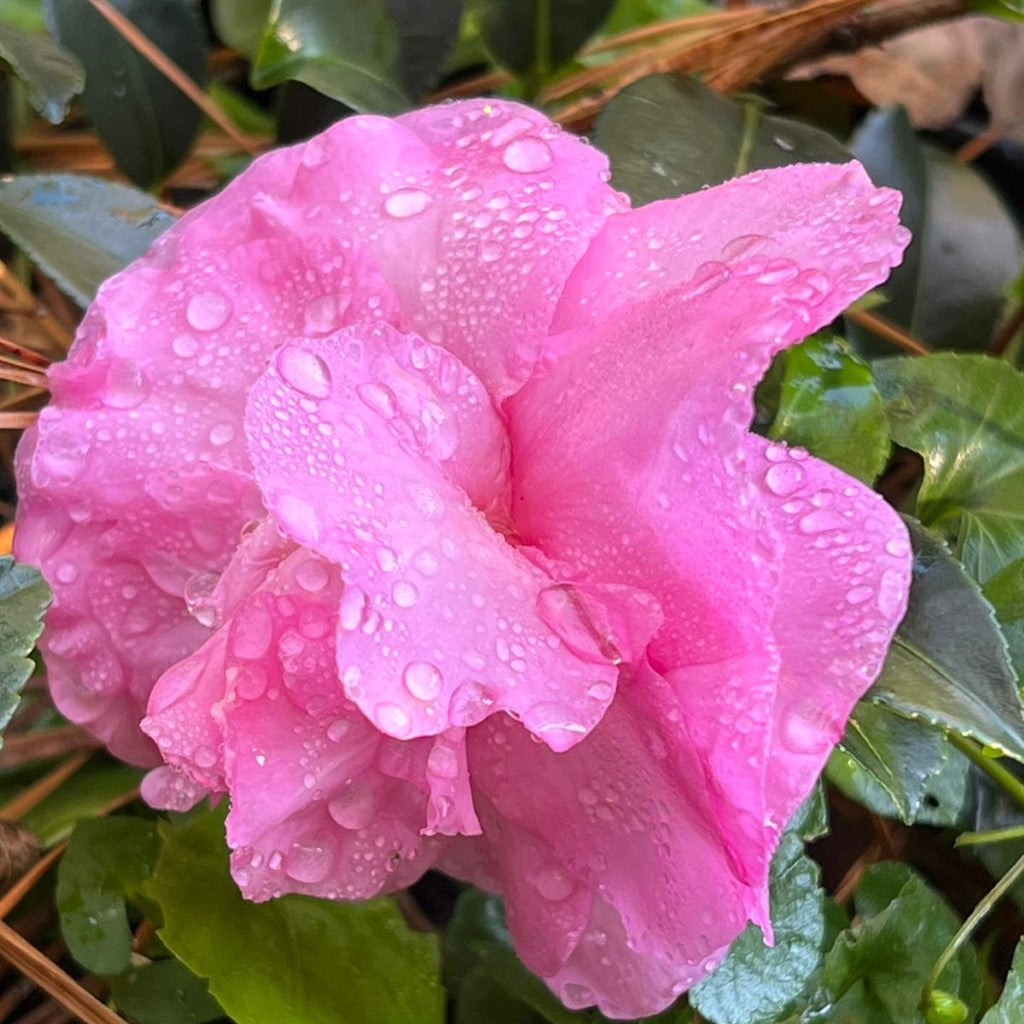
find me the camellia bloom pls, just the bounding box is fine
[16,99,911,1017]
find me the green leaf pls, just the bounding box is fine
[983,557,1024,677]
[0,21,82,122]
[467,0,616,81]
[252,0,409,113]
[982,940,1024,1023]
[0,557,49,741]
[144,806,444,1024]
[21,760,144,847]
[110,958,223,1024]
[45,0,208,187]
[967,0,1024,21]
[383,0,462,98]
[0,174,175,306]
[0,0,47,33]
[210,0,270,58]
[874,354,1024,583]
[827,702,951,824]
[600,0,711,39]
[57,816,161,975]
[768,333,889,484]
[809,862,983,1023]
[869,518,1024,762]
[691,832,827,1024]
[849,107,1023,355]
[593,74,850,206]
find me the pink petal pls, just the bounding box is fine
[553,162,908,333]
[506,160,909,893]
[244,323,621,751]
[453,660,759,1018]
[180,100,623,397]
[747,436,911,827]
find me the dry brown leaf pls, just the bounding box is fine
[791,16,1024,139]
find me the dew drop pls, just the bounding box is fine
[295,558,329,593]
[339,586,369,631]
[403,660,442,701]
[885,536,910,558]
[846,585,873,605]
[764,461,805,497]
[209,422,235,446]
[172,333,199,358]
[502,136,553,173]
[392,581,418,608]
[376,702,413,738]
[186,290,231,332]
[427,742,459,779]
[285,835,332,884]
[276,345,332,399]
[55,562,78,585]
[357,382,396,419]
[449,681,495,727]
[383,188,433,218]
[533,862,573,901]
[328,784,377,829]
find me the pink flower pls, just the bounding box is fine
[16,99,910,1017]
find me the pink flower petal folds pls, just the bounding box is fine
[15,97,912,1018]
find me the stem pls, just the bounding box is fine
[956,824,1024,848]
[948,732,1024,811]
[921,849,1024,1012]
[846,308,930,356]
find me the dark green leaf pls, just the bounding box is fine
[982,940,1024,1023]
[383,0,462,98]
[691,833,827,1024]
[46,0,208,187]
[874,354,1024,583]
[144,807,444,1024]
[468,0,615,80]
[849,107,1023,354]
[593,74,849,206]
[0,21,82,122]
[983,557,1024,678]
[0,174,174,306]
[769,333,889,484]
[110,958,223,1024]
[57,816,161,975]
[808,862,983,1024]
[869,518,1024,761]
[252,0,408,113]
[828,702,951,824]
[600,0,711,39]
[0,557,49,741]
[210,0,270,58]
[21,761,144,847]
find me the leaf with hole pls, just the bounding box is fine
[0,174,175,306]
[45,0,208,187]
[252,0,409,113]
[868,518,1024,762]
[849,107,1022,355]
[0,21,82,123]
[0,557,49,744]
[593,74,850,206]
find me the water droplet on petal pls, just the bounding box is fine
[274,492,321,543]
[533,862,573,901]
[384,188,433,218]
[502,136,553,173]
[427,742,459,779]
[846,585,873,605]
[449,681,495,727]
[886,536,910,558]
[357,382,396,419]
[276,345,332,399]
[285,834,332,883]
[339,586,369,631]
[764,461,805,497]
[295,558,329,593]
[375,702,413,738]
[209,422,235,446]
[392,581,418,608]
[186,290,231,332]
[403,660,442,701]
[328,784,376,829]
[781,701,835,754]
[172,333,199,358]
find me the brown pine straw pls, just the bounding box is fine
[0,728,101,771]
[0,919,126,1024]
[846,308,930,356]
[0,413,38,431]
[84,0,262,156]
[0,753,92,824]
[0,846,65,921]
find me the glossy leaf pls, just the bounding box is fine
[0,557,49,742]
[869,518,1024,762]
[211,0,269,58]
[110,959,223,1024]
[468,0,616,79]
[0,174,175,306]
[0,21,82,122]
[21,761,144,847]
[691,833,827,1024]
[46,0,208,188]
[383,0,462,98]
[874,354,1024,583]
[769,334,890,484]
[982,942,1024,1022]
[593,74,849,205]
[144,807,445,1024]
[252,0,408,113]
[808,862,983,1023]
[827,702,953,824]
[983,556,1024,678]
[57,816,161,975]
[850,107,1023,354]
